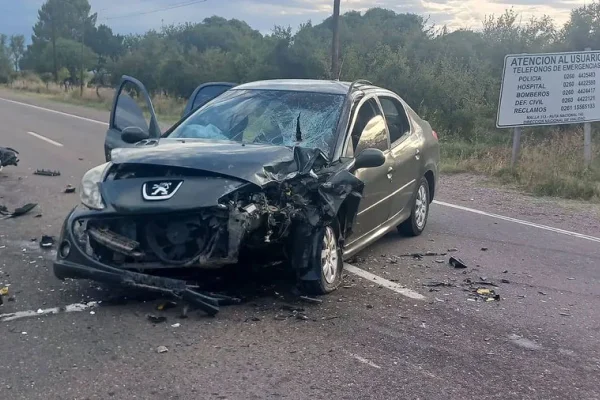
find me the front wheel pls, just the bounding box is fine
[300,224,343,295]
[398,177,430,237]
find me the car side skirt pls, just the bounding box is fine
[342,206,412,259]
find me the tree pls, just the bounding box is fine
[9,35,25,71]
[31,0,97,80]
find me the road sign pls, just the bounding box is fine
[497,50,600,128]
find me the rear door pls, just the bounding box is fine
[378,95,422,217]
[181,82,237,118]
[104,75,161,161]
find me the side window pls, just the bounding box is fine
[379,97,410,144]
[353,99,389,154]
[191,85,231,112]
[114,81,151,133]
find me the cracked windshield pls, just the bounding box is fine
[169,89,344,154]
[1,0,599,399]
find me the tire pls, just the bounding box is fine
[398,176,430,237]
[300,223,343,295]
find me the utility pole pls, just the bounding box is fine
[51,4,58,81]
[331,0,340,79]
[80,16,85,97]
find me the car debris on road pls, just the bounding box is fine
[449,256,468,269]
[0,203,37,219]
[33,169,61,177]
[40,235,55,249]
[0,147,19,171]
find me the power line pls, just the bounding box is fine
[101,0,208,21]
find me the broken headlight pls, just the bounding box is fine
[80,162,110,210]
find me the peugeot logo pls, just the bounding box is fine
[142,180,183,201]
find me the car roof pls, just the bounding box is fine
[233,79,383,95]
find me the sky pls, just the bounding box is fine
[0,0,584,40]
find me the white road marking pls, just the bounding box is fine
[26,131,64,147]
[345,351,382,369]
[0,301,98,322]
[0,97,108,126]
[434,200,600,243]
[344,263,426,300]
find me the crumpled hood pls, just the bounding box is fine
[110,139,297,186]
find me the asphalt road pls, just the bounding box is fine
[0,90,599,400]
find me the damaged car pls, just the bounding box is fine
[53,76,439,314]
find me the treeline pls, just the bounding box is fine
[2,0,600,138]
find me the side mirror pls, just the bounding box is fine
[355,148,386,169]
[121,126,149,144]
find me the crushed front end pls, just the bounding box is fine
[54,147,364,315]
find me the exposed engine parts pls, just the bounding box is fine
[75,147,363,274]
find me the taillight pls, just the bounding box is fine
[432,130,438,140]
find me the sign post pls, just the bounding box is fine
[497,50,599,166]
[511,127,522,168]
[584,48,593,168]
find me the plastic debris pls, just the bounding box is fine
[40,235,55,249]
[34,169,60,177]
[422,281,454,288]
[299,295,322,304]
[0,286,8,305]
[171,323,181,328]
[147,314,167,323]
[0,147,19,169]
[157,301,177,311]
[64,184,76,193]
[475,288,500,302]
[2,203,38,219]
[156,346,168,353]
[449,256,468,269]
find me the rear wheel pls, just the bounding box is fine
[300,224,343,295]
[398,176,430,237]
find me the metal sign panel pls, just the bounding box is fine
[497,51,600,128]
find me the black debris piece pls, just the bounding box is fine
[449,256,468,269]
[481,247,489,251]
[299,295,322,304]
[64,184,76,193]
[40,235,55,249]
[34,169,61,177]
[147,314,167,323]
[2,203,38,219]
[35,214,42,218]
[501,279,510,284]
[0,147,19,169]
[422,281,454,288]
[447,248,458,252]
